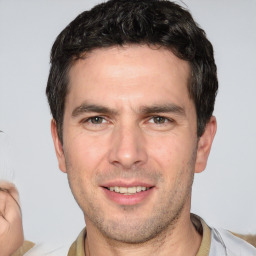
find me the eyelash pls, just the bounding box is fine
[148,116,174,125]
[82,116,107,125]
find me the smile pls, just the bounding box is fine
[102,184,154,205]
[107,186,150,195]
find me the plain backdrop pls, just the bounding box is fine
[0,0,255,245]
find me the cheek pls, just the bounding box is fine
[63,136,102,202]
[148,135,196,174]
[149,137,193,166]
[64,133,108,176]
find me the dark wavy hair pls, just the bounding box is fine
[46,0,218,143]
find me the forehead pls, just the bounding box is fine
[67,45,192,111]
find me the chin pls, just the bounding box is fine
[93,210,181,244]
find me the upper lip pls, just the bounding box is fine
[101,180,154,188]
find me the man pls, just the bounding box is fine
[45,0,255,255]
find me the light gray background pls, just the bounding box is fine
[0,0,255,245]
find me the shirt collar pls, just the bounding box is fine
[68,214,211,256]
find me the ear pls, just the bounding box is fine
[51,119,67,173]
[195,116,217,173]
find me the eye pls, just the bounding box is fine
[149,116,171,124]
[152,116,167,124]
[80,116,109,131]
[88,116,105,124]
[81,116,108,126]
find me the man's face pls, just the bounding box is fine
[52,45,215,243]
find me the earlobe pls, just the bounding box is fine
[195,116,217,173]
[51,119,67,173]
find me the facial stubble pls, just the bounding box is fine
[65,143,197,245]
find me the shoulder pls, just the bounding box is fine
[11,241,35,256]
[67,228,86,256]
[11,228,86,256]
[210,227,256,256]
[22,243,70,256]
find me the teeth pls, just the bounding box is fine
[128,187,136,193]
[136,186,142,192]
[119,187,127,193]
[108,186,149,194]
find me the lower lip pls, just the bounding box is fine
[102,187,154,205]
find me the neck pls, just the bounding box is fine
[84,205,202,256]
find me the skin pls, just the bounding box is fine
[0,181,24,256]
[52,45,216,256]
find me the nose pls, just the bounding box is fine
[108,123,148,169]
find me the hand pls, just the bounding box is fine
[0,181,24,256]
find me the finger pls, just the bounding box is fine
[0,213,9,236]
[0,182,24,256]
[0,190,8,215]
[0,191,21,224]
[0,191,9,236]
[0,181,20,209]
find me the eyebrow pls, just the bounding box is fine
[72,102,185,118]
[72,103,118,117]
[140,104,186,116]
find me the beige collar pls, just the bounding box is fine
[68,214,211,256]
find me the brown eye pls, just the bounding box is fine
[89,116,104,124]
[152,116,167,124]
